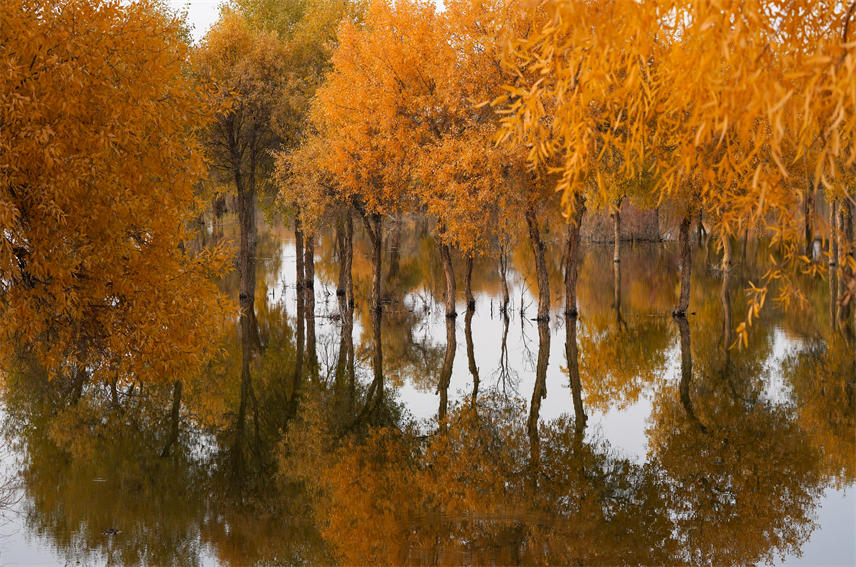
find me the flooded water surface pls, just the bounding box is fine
[1,219,854,566]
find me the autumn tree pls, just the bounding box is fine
[194,11,288,335]
[0,0,228,391]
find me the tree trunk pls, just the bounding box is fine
[304,233,317,376]
[465,308,479,405]
[465,255,475,311]
[360,212,384,313]
[385,215,402,297]
[336,210,355,305]
[838,201,853,332]
[437,240,457,317]
[612,199,621,262]
[525,206,551,320]
[236,169,259,349]
[720,235,733,349]
[160,380,182,458]
[295,215,305,292]
[499,248,510,312]
[564,195,586,316]
[675,216,692,316]
[805,184,815,258]
[830,200,839,328]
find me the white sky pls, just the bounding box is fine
[168,0,224,41]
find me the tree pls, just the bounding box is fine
[0,0,228,389]
[194,10,288,335]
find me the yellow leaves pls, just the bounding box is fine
[0,0,229,386]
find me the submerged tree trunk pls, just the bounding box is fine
[805,184,815,258]
[830,200,839,328]
[360,212,384,313]
[465,308,479,405]
[304,233,317,376]
[336,210,355,306]
[838,201,853,333]
[437,240,457,317]
[563,195,586,316]
[612,198,622,263]
[236,169,260,351]
[160,380,182,458]
[465,255,475,311]
[720,235,733,349]
[675,216,692,316]
[437,315,456,428]
[499,247,510,312]
[526,206,551,320]
[385,215,402,298]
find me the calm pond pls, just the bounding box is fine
[1,219,854,566]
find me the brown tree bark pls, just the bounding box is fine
[304,233,317,376]
[805,183,815,258]
[563,195,586,316]
[612,198,622,263]
[720,235,733,349]
[359,212,384,313]
[499,247,510,312]
[160,380,182,458]
[675,216,693,316]
[465,254,475,311]
[525,206,551,320]
[830,200,839,328]
[465,308,479,405]
[385,215,402,297]
[437,240,457,317]
[838,201,853,333]
[336,210,355,306]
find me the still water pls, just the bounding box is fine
[0,218,854,566]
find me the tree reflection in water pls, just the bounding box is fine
[0,221,852,566]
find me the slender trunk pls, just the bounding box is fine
[613,259,624,329]
[465,308,479,405]
[565,313,587,433]
[160,380,182,458]
[525,206,550,320]
[295,215,305,292]
[336,215,347,297]
[499,248,510,312]
[612,199,621,262]
[465,255,475,311]
[385,215,402,297]
[830,200,839,328]
[236,168,259,350]
[345,212,354,306]
[437,315,456,429]
[741,227,749,266]
[838,201,853,332]
[720,235,733,349]
[437,240,457,317]
[360,212,384,312]
[564,196,586,316]
[675,216,692,316]
[304,233,317,375]
[696,212,705,249]
[805,184,815,258]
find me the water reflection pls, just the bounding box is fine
[0,219,853,566]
